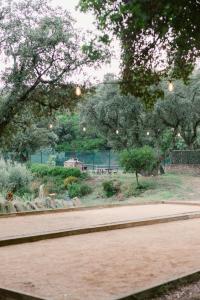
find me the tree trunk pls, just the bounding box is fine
[135,171,139,187]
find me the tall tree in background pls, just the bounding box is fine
[0,0,107,141]
[80,75,145,149]
[79,0,200,107]
[154,74,200,149]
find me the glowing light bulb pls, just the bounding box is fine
[168,81,174,92]
[147,131,150,136]
[75,86,81,96]
[116,129,119,134]
[177,133,181,137]
[83,127,86,132]
[49,124,53,129]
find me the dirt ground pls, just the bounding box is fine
[1,203,200,239]
[1,218,200,300]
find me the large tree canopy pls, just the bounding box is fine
[154,74,200,149]
[79,0,200,107]
[80,74,146,149]
[0,0,106,140]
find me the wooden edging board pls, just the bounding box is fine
[1,210,200,247]
[0,201,164,218]
[117,269,200,300]
[1,200,200,219]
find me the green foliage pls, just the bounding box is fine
[151,75,200,150]
[68,183,92,198]
[0,0,107,141]
[47,155,57,166]
[80,76,145,149]
[120,146,157,186]
[102,180,120,197]
[54,114,107,152]
[0,159,32,193]
[64,176,79,189]
[30,164,81,178]
[79,0,200,106]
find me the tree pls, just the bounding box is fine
[79,1,200,106]
[0,0,107,141]
[120,146,157,186]
[80,74,146,149]
[154,74,200,149]
[1,110,58,161]
[54,114,107,152]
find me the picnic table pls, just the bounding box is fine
[95,168,118,175]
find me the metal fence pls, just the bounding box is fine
[171,150,200,164]
[30,150,120,169]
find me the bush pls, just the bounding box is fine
[0,159,32,193]
[103,180,121,197]
[68,183,92,198]
[64,176,79,189]
[30,164,81,178]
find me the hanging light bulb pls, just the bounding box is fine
[75,86,81,96]
[49,124,53,129]
[83,127,86,132]
[116,129,119,135]
[168,80,174,92]
[147,131,150,136]
[177,133,181,137]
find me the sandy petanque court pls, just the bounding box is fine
[0,202,200,300]
[0,203,200,240]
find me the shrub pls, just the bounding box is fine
[64,176,79,189]
[103,180,121,197]
[0,159,32,193]
[79,184,92,196]
[30,164,81,178]
[120,146,158,186]
[68,183,92,198]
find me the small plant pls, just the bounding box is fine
[79,184,92,196]
[68,183,92,198]
[0,159,32,193]
[47,155,57,166]
[64,176,79,189]
[103,180,121,197]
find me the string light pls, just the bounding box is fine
[83,127,86,132]
[75,86,81,96]
[147,131,150,136]
[49,124,53,129]
[168,80,174,92]
[116,129,119,134]
[177,133,181,137]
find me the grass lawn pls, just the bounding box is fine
[81,170,200,207]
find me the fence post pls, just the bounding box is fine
[108,149,111,169]
[93,151,95,170]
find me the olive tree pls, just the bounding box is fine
[120,146,157,187]
[0,0,107,141]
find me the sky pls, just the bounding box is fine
[51,0,120,82]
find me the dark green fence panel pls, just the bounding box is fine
[30,150,120,169]
[171,150,200,164]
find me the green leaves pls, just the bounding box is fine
[79,0,200,107]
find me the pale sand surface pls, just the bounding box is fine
[0,204,200,239]
[0,219,200,300]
